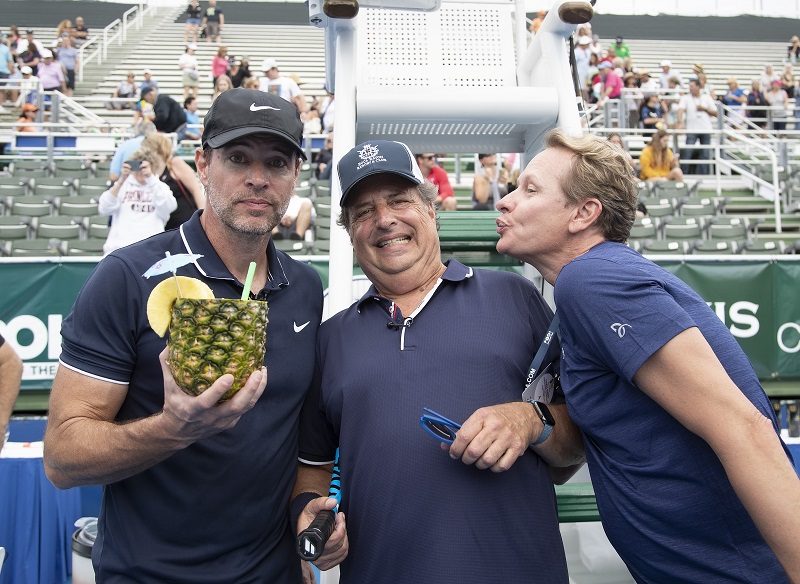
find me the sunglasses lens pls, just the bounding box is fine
[425,419,455,441]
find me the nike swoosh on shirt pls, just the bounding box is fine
[250,103,281,112]
[293,321,311,333]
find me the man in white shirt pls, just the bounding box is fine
[677,78,717,176]
[258,58,306,113]
[658,59,682,89]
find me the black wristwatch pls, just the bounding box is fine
[528,400,555,446]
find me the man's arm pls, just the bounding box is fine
[633,327,800,582]
[449,401,585,478]
[43,349,267,488]
[0,342,23,449]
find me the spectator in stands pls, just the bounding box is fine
[529,10,546,35]
[109,120,156,181]
[606,132,635,171]
[15,102,39,132]
[623,72,641,127]
[0,32,14,112]
[56,20,73,43]
[37,49,66,94]
[57,36,79,97]
[183,96,201,140]
[765,79,790,131]
[596,61,622,107]
[721,77,747,126]
[314,132,333,180]
[139,131,204,230]
[611,35,629,59]
[140,87,187,137]
[109,72,137,110]
[272,194,313,241]
[6,26,21,56]
[472,153,507,210]
[788,35,800,64]
[242,76,259,90]
[589,33,602,56]
[71,16,89,49]
[317,88,335,133]
[638,69,658,95]
[201,0,224,44]
[212,74,233,101]
[139,69,158,96]
[184,0,202,44]
[229,57,251,88]
[415,153,456,210]
[760,64,780,92]
[258,58,306,112]
[17,29,43,75]
[663,76,682,128]
[659,59,681,89]
[301,107,322,135]
[692,63,716,99]
[575,35,592,101]
[0,333,22,451]
[677,78,717,176]
[97,153,177,255]
[781,63,795,99]
[178,44,199,100]
[16,65,39,106]
[639,127,684,182]
[639,93,665,130]
[211,46,229,85]
[746,79,768,129]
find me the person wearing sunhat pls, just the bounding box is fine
[293,138,584,581]
[16,65,40,107]
[575,34,592,96]
[15,102,39,132]
[43,87,323,584]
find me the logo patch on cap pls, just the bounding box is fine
[250,103,280,112]
[357,143,386,170]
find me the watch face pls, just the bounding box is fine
[534,401,555,427]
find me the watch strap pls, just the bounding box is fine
[529,401,555,446]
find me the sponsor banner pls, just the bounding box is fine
[0,258,798,391]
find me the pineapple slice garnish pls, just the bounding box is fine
[147,276,215,337]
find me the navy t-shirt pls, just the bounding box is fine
[300,261,568,584]
[59,211,323,583]
[556,241,791,584]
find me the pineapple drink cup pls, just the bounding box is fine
[147,276,268,401]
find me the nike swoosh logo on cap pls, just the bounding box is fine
[293,321,311,333]
[250,103,281,112]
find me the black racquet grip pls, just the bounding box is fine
[296,509,336,561]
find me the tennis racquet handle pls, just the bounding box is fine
[296,509,336,561]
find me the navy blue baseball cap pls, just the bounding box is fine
[337,140,424,206]
[202,88,306,159]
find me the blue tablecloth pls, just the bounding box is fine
[1,418,82,584]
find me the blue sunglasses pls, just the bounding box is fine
[419,407,461,444]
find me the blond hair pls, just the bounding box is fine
[137,133,175,174]
[546,129,638,243]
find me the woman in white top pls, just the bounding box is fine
[178,44,199,99]
[97,151,177,255]
[765,79,790,131]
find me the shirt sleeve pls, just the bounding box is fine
[97,186,121,216]
[556,255,695,383]
[298,358,337,465]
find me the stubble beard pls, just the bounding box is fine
[206,182,292,240]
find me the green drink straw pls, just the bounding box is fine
[241,261,257,300]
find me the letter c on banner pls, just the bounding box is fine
[777,322,800,353]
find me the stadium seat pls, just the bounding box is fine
[298,163,314,182]
[653,180,692,200]
[642,240,691,255]
[31,177,72,196]
[8,196,54,218]
[628,217,658,246]
[693,239,740,254]
[680,197,717,218]
[708,222,748,240]
[313,238,331,254]
[663,219,703,240]
[294,184,313,198]
[86,215,110,239]
[77,182,110,197]
[640,197,675,219]
[59,195,101,218]
[0,217,29,240]
[274,239,307,253]
[66,238,106,256]
[11,159,50,175]
[741,240,786,254]
[6,238,60,257]
[36,216,82,240]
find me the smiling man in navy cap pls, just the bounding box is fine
[292,139,584,582]
[45,88,323,583]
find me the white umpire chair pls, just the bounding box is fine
[310,0,590,314]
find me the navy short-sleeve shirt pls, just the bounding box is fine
[556,242,790,584]
[60,211,323,583]
[300,261,569,583]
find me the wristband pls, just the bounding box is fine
[290,491,321,534]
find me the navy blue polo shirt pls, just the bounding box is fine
[556,242,790,584]
[60,210,323,584]
[299,260,568,583]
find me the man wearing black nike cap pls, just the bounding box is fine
[45,87,323,583]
